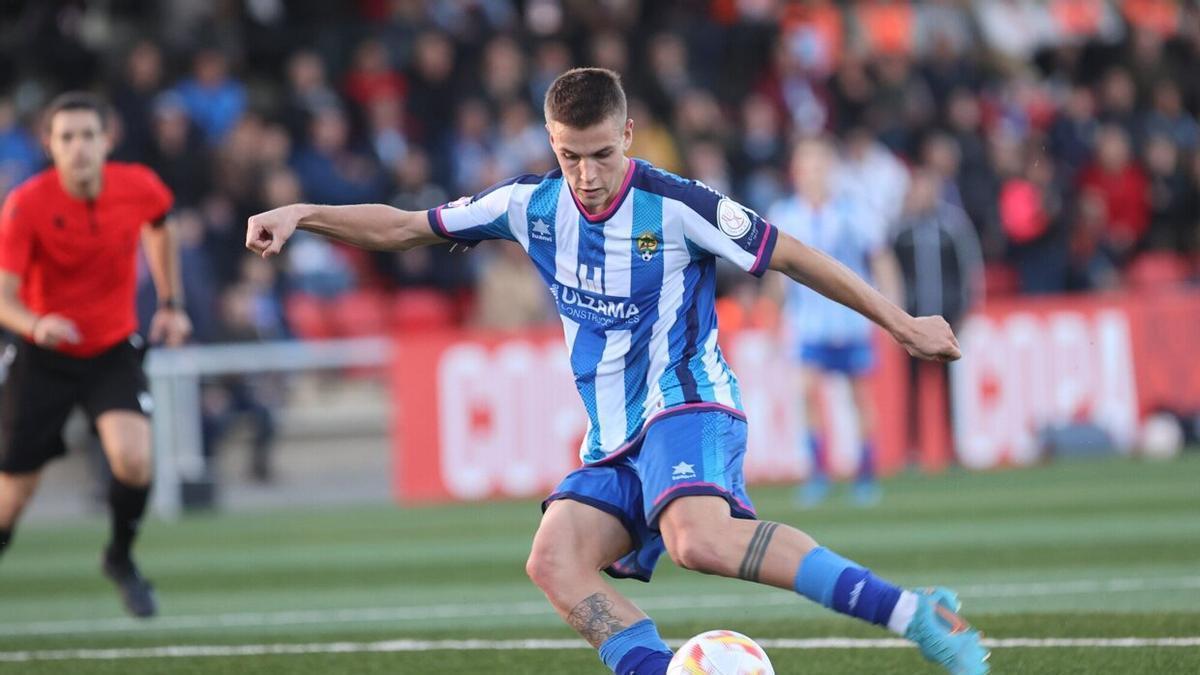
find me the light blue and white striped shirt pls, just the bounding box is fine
[428,159,779,463]
[767,192,884,345]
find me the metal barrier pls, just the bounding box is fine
[144,337,391,518]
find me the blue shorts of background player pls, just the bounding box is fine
[543,407,755,582]
[798,340,876,377]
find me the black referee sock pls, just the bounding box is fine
[0,528,11,557]
[106,479,150,562]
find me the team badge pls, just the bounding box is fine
[636,232,659,261]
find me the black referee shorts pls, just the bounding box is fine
[0,335,152,474]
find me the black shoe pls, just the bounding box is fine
[101,553,158,618]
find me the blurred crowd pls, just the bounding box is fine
[1,0,1199,347]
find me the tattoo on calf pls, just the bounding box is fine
[567,592,628,647]
[737,521,780,582]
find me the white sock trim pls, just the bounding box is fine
[887,590,919,635]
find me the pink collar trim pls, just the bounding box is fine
[571,159,637,223]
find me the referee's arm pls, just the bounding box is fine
[0,272,80,347]
[141,217,192,346]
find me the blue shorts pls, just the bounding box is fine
[798,341,876,376]
[543,408,757,582]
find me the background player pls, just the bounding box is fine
[244,68,988,675]
[768,136,903,507]
[0,92,190,618]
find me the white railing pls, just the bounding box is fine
[144,337,391,518]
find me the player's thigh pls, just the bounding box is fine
[95,411,152,484]
[533,499,635,573]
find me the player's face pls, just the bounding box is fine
[547,114,633,214]
[47,110,111,186]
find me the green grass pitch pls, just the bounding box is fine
[1,456,1198,673]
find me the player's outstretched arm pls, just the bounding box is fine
[245,204,442,258]
[768,232,961,362]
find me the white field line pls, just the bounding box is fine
[1,637,1199,662]
[2,575,1198,637]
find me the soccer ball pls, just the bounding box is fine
[666,630,774,675]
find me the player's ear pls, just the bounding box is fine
[622,118,633,151]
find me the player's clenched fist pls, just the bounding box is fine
[897,315,961,362]
[245,204,305,258]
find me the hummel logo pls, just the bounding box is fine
[671,461,696,480]
[848,579,866,611]
[531,218,552,241]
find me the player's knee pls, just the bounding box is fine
[109,446,153,486]
[525,542,572,591]
[663,525,725,574]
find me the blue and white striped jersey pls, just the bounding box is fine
[428,159,779,464]
[767,192,884,345]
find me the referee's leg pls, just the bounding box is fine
[0,471,43,557]
[95,411,153,560]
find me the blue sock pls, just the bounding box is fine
[857,440,876,482]
[794,546,902,628]
[599,619,671,675]
[808,433,827,479]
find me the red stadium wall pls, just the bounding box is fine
[390,289,1200,503]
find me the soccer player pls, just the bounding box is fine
[0,93,190,618]
[246,69,989,674]
[767,136,902,507]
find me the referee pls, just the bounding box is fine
[0,92,190,617]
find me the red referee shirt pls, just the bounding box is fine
[0,162,174,357]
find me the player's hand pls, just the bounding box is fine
[896,315,961,362]
[31,313,81,348]
[246,205,304,258]
[149,308,192,347]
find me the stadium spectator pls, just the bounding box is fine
[1078,124,1150,263]
[111,41,165,164]
[146,94,210,210]
[0,99,40,202]
[471,243,556,330]
[1141,80,1199,152]
[342,38,406,112]
[291,105,389,206]
[171,48,247,146]
[1143,134,1196,254]
[280,49,341,145]
[999,142,1071,293]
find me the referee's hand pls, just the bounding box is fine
[246,205,300,258]
[31,313,81,348]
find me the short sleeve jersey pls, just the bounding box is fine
[0,163,174,356]
[427,159,779,463]
[767,191,885,345]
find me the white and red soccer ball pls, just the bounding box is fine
[667,629,774,675]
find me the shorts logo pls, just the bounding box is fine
[137,391,154,415]
[717,198,752,239]
[671,461,696,481]
[636,232,659,261]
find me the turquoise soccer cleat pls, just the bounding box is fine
[904,587,990,674]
